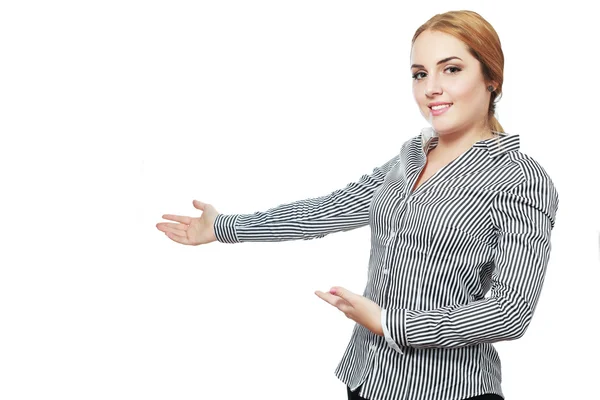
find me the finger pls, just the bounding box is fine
[324,287,354,312]
[315,291,351,310]
[315,291,338,306]
[330,286,355,302]
[162,226,187,238]
[156,223,188,238]
[165,231,191,245]
[156,222,189,232]
[161,214,192,225]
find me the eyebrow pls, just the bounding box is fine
[411,56,463,70]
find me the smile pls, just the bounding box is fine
[429,104,452,116]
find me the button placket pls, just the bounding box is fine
[381,199,410,305]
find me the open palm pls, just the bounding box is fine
[156,200,220,246]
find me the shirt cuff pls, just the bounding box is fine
[385,308,409,348]
[381,308,404,354]
[213,214,240,243]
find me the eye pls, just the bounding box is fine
[412,66,461,81]
[445,66,461,74]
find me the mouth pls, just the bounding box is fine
[429,103,452,116]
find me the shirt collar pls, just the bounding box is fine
[420,127,520,159]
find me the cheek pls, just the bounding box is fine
[412,86,420,104]
[413,94,429,119]
[447,75,486,105]
[412,86,427,109]
[447,81,475,102]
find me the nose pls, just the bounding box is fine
[424,78,442,97]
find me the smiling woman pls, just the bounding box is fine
[157,9,558,400]
[411,10,504,140]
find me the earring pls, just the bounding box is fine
[488,85,495,92]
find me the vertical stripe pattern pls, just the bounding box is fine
[213,132,559,400]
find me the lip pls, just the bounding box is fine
[428,103,452,116]
[428,102,452,108]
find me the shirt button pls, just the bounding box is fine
[369,344,377,351]
[390,231,396,236]
[383,269,389,275]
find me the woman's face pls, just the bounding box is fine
[410,30,495,138]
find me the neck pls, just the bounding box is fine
[433,126,495,156]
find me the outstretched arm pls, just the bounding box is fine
[214,154,401,243]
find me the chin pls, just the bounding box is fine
[429,124,450,135]
[430,120,460,136]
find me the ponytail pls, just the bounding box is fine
[489,115,504,133]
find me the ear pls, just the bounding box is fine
[487,80,499,91]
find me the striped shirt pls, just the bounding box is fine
[213,129,559,400]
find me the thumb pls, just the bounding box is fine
[193,200,205,210]
[330,286,353,301]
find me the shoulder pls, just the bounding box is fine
[494,144,559,223]
[506,152,553,182]
[494,136,557,192]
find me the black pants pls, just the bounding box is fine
[347,386,504,400]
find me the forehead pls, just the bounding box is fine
[410,30,472,65]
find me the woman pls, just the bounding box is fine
[156,10,558,400]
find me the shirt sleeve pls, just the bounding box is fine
[381,308,404,354]
[384,174,559,349]
[213,154,401,243]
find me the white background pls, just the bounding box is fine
[1,1,598,399]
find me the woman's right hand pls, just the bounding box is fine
[156,200,220,246]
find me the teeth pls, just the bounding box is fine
[431,104,451,110]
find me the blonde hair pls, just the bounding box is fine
[412,10,505,133]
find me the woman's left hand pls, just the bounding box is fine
[315,286,383,336]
